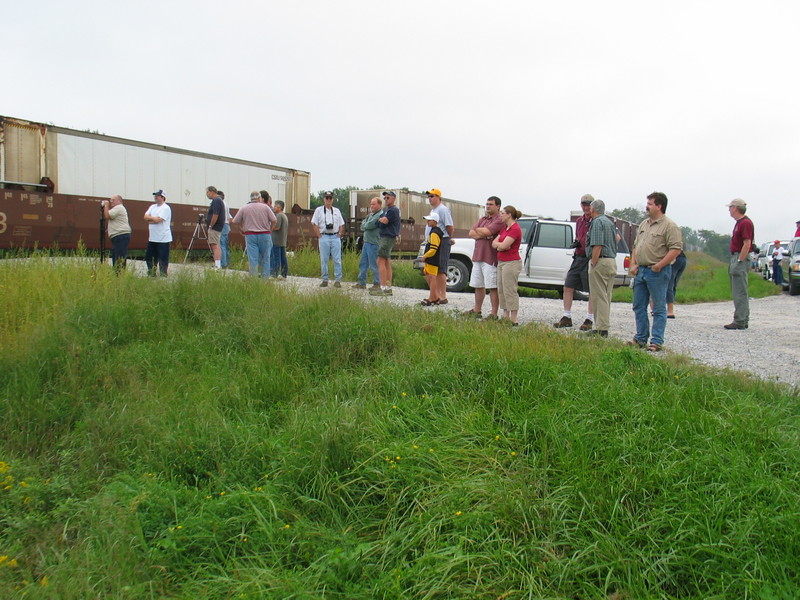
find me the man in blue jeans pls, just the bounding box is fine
[311,192,345,287]
[628,192,683,351]
[353,196,382,290]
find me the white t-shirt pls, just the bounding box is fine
[145,202,173,243]
[311,205,345,233]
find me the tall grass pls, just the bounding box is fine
[1,258,798,599]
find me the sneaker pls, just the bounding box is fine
[333,281,341,288]
[578,319,593,331]
[723,322,747,330]
[319,281,328,288]
[353,283,367,289]
[585,329,608,338]
[553,316,573,328]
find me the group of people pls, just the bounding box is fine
[311,189,401,295]
[102,187,291,278]
[429,190,756,350]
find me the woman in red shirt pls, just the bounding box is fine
[492,206,523,326]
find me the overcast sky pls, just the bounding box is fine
[6,0,799,242]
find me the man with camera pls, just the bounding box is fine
[205,186,226,269]
[311,191,345,288]
[144,189,172,276]
[233,191,277,278]
[102,194,131,272]
[554,194,595,329]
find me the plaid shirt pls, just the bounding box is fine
[588,215,618,258]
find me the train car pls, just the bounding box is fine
[0,115,311,251]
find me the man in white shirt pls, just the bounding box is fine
[772,241,785,286]
[144,189,172,276]
[311,192,345,287]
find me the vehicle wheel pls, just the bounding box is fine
[445,258,470,293]
[790,277,800,296]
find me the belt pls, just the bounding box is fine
[244,231,271,235]
[322,233,338,235]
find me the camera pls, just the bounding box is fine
[198,214,206,223]
[325,223,334,230]
[570,239,581,249]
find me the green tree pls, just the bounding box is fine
[609,206,646,225]
[698,229,732,262]
[680,226,704,252]
[311,186,358,213]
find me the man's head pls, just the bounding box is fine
[580,194,594,216]
[217,190,225,200]
[109,194,123,207]
[153,189,167,204]
[206,186,218,199]
[726,198,747,217]
[486,196,501,216]
[382,190,396,206]
[275,200,285,213]
[322,191,334,206]
[250,191,261,203]
[369,196,382,213]
[426,188,442,207]
[646,192,668,217]
[590,199,605,218]
[260,190,272,205]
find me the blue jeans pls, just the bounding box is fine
[772,258,783,285]
[145,241,170,276]
[110,233,130,272]
[666,253,687,304]
[245,233,273,278]
[632,265,672,346]
[220,223,230,268]
[319,235,342,282]
[357,242,380,285]
[271,245,288,277]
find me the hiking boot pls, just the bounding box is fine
[553,316,573,328]
[370,283,382,291]
[723,322,747,330]
[353,283,367,289]
[319,281,328,288]
[333,281,341,288]
[578,319,593,331]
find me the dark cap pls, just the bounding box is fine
[152,189,166,198]
[382,190,396,197]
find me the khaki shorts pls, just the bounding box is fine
[378,236,396,259]
[208,228,222,245]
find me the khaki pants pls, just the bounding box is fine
[729,255,749,327]
[497,259,522,311]
[588,257,616,331]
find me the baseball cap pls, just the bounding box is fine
[382,190,396,197]
[775,240,781,244]
[726,198,746,209]
[580,194,594,204]
[153,189,166,198]
[422,213,440,223]
[425,188,442,197]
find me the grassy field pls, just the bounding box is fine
[1,259,798,599]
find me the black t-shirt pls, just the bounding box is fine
[207,197,225,231]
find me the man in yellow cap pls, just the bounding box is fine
[424,188,454,304]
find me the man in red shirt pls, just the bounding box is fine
[725,198,754,330]
[554,194,594,330]
[463,196,504,319]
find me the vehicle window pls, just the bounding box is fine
[617,235,629,253]
[537,223,571,248]
[518,219,533,242]
[793,239,800,254]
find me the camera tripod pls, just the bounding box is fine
[184,215,211,263]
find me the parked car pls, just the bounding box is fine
[781,237,800,295]
[414,217,630,295]
[758,240,792,280]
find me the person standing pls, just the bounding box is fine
[463,196,504,319]
[102,194,131,272]
[144,189,172,276]
[425,188,454,304]
[628,192,683,350]
[771,241,785,286]
[586,199,618,338]
[554,194,595,330]
[271,200,289,279]
[419,213,444,305]
[371,190,401,297]
[725,198,754,330]
[218,190,232,268]
[795,220,800,237]
[492,206,523,326]
[354,197,382,290]
[311,192,345,288]
[205,186,225,269]
[232,191,277,277]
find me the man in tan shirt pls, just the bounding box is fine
[628,192,683,351]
